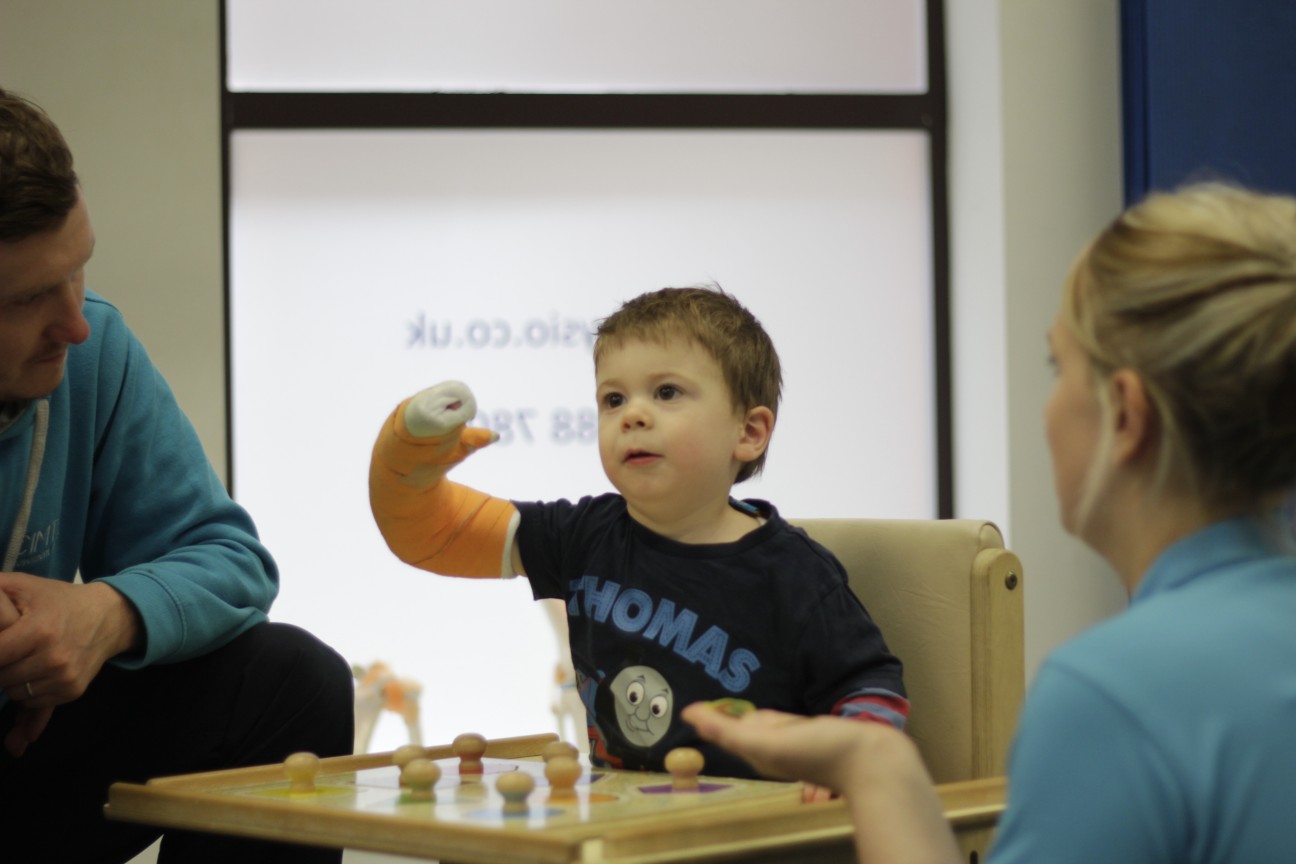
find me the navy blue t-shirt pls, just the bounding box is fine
[514,493,904,779]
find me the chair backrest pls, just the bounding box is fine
[792,518,1025,784]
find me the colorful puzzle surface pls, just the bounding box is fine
[104,734,811,864]
[235,756,797,830]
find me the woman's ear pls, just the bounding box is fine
[1108,369,1157,465]
[735,406,775,464]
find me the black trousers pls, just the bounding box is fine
[0,621,355,864]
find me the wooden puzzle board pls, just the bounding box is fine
[107,733,810,863]
[106,733,1007,864]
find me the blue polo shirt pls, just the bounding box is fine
[991,516,1296,863]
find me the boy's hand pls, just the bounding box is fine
[381,381,499,488]
[404,381,479,438]
[371,381,518,578]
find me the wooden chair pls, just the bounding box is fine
[792,518,1025,783]
[791,518,1024,863]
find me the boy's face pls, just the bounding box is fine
[595,336,750,527]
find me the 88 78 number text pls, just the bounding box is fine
[472,407,597,445]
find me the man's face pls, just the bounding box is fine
[0,192,94,402]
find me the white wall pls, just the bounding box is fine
[948,0,1129,674]
[1,0,1128,692]
[0,0,228,480]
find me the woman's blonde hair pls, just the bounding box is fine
[1063,182,1296,518]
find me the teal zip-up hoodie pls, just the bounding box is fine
[0,292,276,707]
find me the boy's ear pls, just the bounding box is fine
[734,406,775,464]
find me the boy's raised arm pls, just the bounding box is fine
[369,381,521,578]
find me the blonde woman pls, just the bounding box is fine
[685,182,1296,864]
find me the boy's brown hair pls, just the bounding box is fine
[594,285,782,482]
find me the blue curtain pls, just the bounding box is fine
[1121,0,1296,205]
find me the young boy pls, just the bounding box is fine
[369,286,906,779]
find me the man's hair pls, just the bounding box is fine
[0,88,79,241]
[594,285,782,482]
[1063,182,1296,519]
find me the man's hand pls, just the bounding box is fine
[0,588,18,629]
[3,705,53,758]
[0,573,141,710]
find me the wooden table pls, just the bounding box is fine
[105,733,1005,863]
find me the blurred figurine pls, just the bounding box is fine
[542,599,589,753]
[352,661,423,753]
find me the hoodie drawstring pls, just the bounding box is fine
[4,399,49,571]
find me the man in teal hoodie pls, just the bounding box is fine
[0,89,354,862]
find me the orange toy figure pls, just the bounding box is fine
[352,661,423,754]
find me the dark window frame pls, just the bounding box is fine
[218,0,951,517]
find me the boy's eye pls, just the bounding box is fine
[655,385,680,401]
[601,392,625,409]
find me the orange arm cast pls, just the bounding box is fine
[369,394,518,578]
